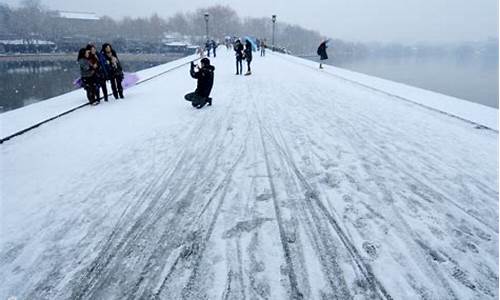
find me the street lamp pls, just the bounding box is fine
[204,13,209,41]
[272,14,277,51]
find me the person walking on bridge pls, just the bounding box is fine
[205,40,212,57]
[184,58,215,109]
[211,40,218,57]
[317,39,329,69]
[260,39,266,56]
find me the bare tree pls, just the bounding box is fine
[188,5,241,41]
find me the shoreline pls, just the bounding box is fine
[0,53,189,62]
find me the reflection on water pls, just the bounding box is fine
[7,65,63,74]
[326,55,499,108]
[0,54,186,112]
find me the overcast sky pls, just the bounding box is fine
[3,0,499,43]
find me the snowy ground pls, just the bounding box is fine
[1,51,498,299]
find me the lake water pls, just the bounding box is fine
[1,53,498,113]
[0,53,186,113]
[325,55,499,108]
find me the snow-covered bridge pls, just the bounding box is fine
[1,51,498,299]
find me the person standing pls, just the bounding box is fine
[211,40,217,57]
[77,48,98,105]
[184,58,215,109]
[244,40,253,75]
[102,43,124,99]
[86,44,108,101]
[317,39,329,69]
[260,39,266,57]
[205,40,212,57]
[234,39,244,75]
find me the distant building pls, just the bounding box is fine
[51,11,101,51]
[57,11,100,21]
[0,39,56,53]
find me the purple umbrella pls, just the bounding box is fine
[73,77,83,88]
[122,72,140,89]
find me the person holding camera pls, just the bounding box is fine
[184,58,215,109]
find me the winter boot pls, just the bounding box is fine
[207,97,212,106]
[245,71,252,76]
[119,91,124,99]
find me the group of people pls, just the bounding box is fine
[205,39,218,57]
[77,43,124,105]
[185,37,330,111]
[184,37,263,109]
[233,38,254,75]
[75,37,328,111]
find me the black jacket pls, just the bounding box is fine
[78,58,94,78]
[190,63,215,97]
[317,42,328,60]
[104,55,124,79]
[234,42,244,60]
[244,42,253,62]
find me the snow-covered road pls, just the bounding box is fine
[1,51,498,299]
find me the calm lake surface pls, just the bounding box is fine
[327,55,499,108]
[0,53,186,113]
[1,53,498,113]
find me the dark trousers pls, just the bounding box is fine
[96,78,108,100]
[110,76,123,99]
[236,58,243,74]
[261,48,265,56]
[213,48,216,57]
[81,77,97,104]
[247,60,252,72]
[184,92,207,107]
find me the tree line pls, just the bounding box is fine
[1,0,497,59]
[0,1,327,55]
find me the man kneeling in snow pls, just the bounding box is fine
[184,58,214,109]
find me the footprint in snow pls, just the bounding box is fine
[223,218,274,239]
[362,241,380,260]
[256,193,272,201]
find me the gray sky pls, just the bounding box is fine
[3,0,499,43]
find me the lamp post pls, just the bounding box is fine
[204,13,209,41]
[272,14,276,51]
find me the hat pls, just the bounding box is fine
[201,58,210,65]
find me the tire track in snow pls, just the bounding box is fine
[150,144,247,299]
[256,111,305,300]
[69,109,224,299]
[128,111,237,298]
[252,76,391,299]
[261,123,393,300]
[316,91,498,234]
[283,86,470,299]
[150,79,253,299]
